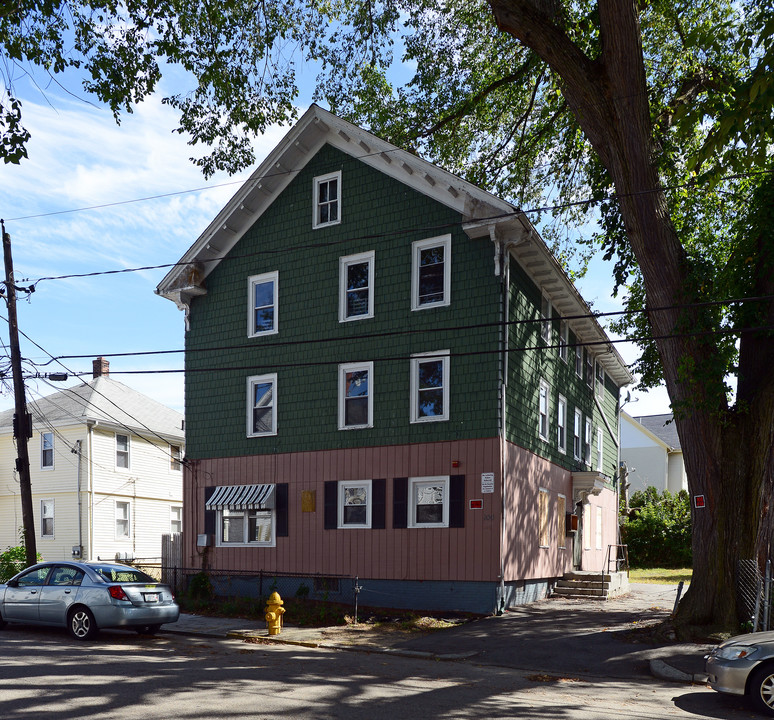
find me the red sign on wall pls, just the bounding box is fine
[469,499,483,510]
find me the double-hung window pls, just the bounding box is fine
[584,417,592,464]
[220,507,274,545]
[410,351,449,423]
[412,235,451,310]
[339,362,373,429]
[41,499,54,538]
[170,506,183,534]
[595,360,605,397]
[339,251,374,321]
[409,476,449,528]
[115,501,131,539]
[247,374,277,437]
[573,409,582,460]
[41,432,54,470]
[540,294,552,344]
[338,480,372,528]
[538,380,550,441]
[597,427,604,472]
[559,321,569,362]
[313,171,341,228]
[557,395,567,454]
[170,445,182,471]
[575,342,583,378]
[585,350,594,389]
[116,434,130,469]
[538,488,550,547]
[557,494,566,549]
[248,271,278,337]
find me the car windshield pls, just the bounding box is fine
[91,565,158,584]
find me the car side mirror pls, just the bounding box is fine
[6,579,18,588]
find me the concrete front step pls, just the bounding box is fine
[550,570,630,600]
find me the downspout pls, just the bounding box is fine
[87,421,94,560]
[75,439,83,557]
[492,225,509,614]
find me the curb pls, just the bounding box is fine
[649,659,708,685]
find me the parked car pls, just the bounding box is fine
[0,561,179,640]
[706,631,774,716]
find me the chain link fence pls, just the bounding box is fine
[132,561,358,610]
[737,559,773,632]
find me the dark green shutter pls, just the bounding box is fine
[275,483,289,537]
[449,475,465,528]
[204,486,216,535]
[372,479,386,529]
[393,477,408,529]
[324,481,338,529]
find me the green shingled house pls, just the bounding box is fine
[156,105,632,613]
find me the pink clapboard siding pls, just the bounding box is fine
[183,438,503,583]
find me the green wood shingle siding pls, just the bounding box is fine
[504,255,621,474]
[185,144,501,459]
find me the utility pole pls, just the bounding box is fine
[2,220,37,566]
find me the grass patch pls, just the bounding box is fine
[629,567,692,584]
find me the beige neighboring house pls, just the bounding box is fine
[620,412,687,497]
[0,358,184,562]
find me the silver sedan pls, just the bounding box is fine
[0,561,179,640]
[706,631,774,716]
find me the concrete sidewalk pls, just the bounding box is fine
[165,583,712,684]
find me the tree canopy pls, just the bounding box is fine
[3,0,774,628]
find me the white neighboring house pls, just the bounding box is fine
[0,358,184,562]
[620,412,687,497]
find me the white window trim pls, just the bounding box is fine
[216,507,276,547]
[338,479,372,529]
[585,350,594,389]
[247,271,279,338]
[538,487,550,548]
[538,379,550,441]
[583,503,591,550]
[339,250,375,322]
[170,444,182,472]
[410,351,450,423]
[559,321,569,362]
[595,359,605,397]
[115,500,131,540]
[595,506,603,550]
[170,505,183,534]
[411,234,451,311]
[557,395,567,454]
[584,417,592,465]
[40,499,54,538]
[41,432,54,471]
[575,342,583,378]
[313,170,342,229]
[573,409,582,461]
[408,476,450,528]
[115,433,130,471]
[596,427,604,472]
[247,373,278,438]
[338,361,374,430]
[540,293,552,344]
[557,493,566,549]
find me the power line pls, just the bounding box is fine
[15,293,774,369]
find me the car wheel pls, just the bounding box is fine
[748,664,774,716]
[0,610,6,629]
[68,607,98,640]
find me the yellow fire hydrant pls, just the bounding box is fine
[265,591,285,636]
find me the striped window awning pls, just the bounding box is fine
[205,484,275,510]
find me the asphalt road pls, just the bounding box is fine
[0,622,756,720]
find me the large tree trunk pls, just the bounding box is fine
[489,0,774,628]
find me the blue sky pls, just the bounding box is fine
[0,73,670,418]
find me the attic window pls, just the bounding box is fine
[313,171,341,228]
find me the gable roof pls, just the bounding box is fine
[632,413,681,450]
[0,377,184,442]
[156,104,632,386]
